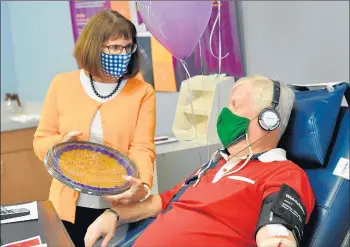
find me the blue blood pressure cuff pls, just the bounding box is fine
[256,184,307,246]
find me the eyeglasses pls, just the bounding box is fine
[103,44,138,55]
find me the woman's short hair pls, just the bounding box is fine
[73,9,140,79]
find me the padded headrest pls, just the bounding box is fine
[279,82,349,168]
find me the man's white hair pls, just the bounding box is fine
[234,75,295,138]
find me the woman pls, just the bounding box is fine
[33,10,156,247]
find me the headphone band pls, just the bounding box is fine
[271,80,281,108]
[257,80,281,132]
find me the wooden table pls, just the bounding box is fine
[0,201,74,247]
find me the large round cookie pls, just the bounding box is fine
[44,141,138,195]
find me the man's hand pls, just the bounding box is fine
[104,176,149,204]
[84,210,118,247]
[61,130,82,142]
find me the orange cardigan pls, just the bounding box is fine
[33,70,156,223]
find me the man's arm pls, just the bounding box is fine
[256,225,297,247]
[85,165,203,247]
[108,172,189,223]
[255,168,315,247]
[85,174,189,247]
[85,195,162,247]
[113,194,162,224]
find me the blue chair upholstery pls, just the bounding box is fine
[280,83,350,247]
[300,107,349,247]
[279,82,348,167]
[94,84,349,247]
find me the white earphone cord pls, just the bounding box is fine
[193,131,270,187]
[226,131,270,162]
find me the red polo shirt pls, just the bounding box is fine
[134,149,315,247]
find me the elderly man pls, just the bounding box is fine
[85,75,315,247]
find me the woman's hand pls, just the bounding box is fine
[84,210,118,247]
[104,176,150,204]
[61,130,82,142]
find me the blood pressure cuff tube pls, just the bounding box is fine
[255,184,307,246]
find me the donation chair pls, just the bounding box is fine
[94,82,350,247]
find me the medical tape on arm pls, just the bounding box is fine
[259,238,297,247]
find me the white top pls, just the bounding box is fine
[77,70,127,209]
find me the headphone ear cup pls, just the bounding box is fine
[258,108,281,131]
[258,112,269,131]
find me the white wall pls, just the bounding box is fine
[239,1,349,84]
[1,1,17,101]
[1,1,349,135]
[7,1,77,102]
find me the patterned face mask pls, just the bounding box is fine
[101,53,132,78]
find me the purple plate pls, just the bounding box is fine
[44,141,138,196]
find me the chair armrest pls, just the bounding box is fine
[93,218,155,247]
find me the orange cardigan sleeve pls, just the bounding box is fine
[128,86,156,187]
[33,75,64,161]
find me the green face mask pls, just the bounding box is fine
[216,107,250,148]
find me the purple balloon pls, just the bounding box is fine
[137,1,213,60]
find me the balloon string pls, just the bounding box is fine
[180,60,199,145]
[218,0,222,75]
[209,0,229,74]
[148,1,151,20]
[198,39,210,162]
[209,1,225,142]
[217,1,222,150]
[198,39,204,77]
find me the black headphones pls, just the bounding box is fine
[258,80,281,131]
